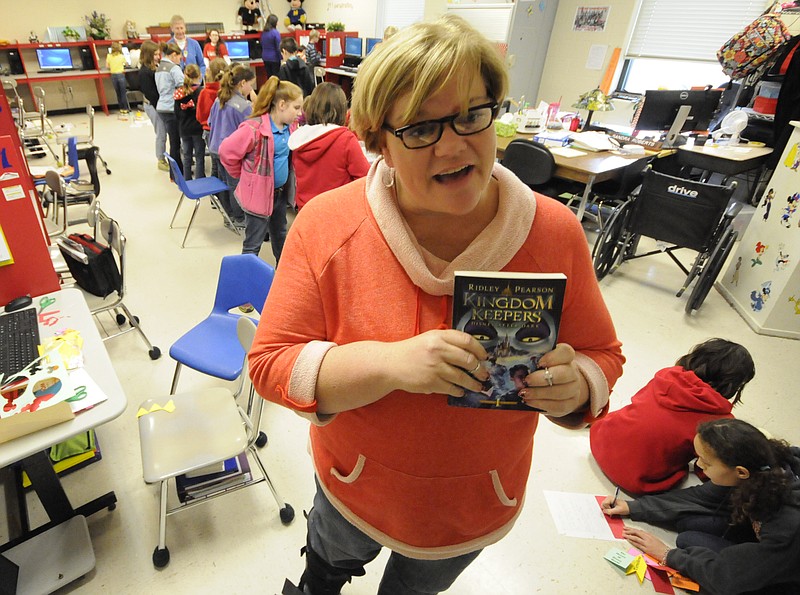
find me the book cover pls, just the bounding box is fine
[449,271,567,411]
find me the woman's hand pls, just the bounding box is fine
[390,329,489,397]
[518,344,589,417]
[623,527,671,562]
[600,496,630,517]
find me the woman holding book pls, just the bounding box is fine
[248,15,624,595]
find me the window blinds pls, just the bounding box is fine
[377,0,425,33]
[627,0,767,62]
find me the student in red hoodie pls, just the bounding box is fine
[288,83,369,209]
[196,58,228,180]
[590,338,755,495]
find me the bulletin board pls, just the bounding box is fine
[0,86,60,305]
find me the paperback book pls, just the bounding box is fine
[449,271,566,411]
[176,452,251,502]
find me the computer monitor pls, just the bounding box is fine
[632,89,723,144]
[365,38,381,55]
[36,48,74,71]
[344,37,363,57]
[226,40,250,61]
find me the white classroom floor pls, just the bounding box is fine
[5,108,798,594]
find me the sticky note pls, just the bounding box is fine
[604,547,635,570]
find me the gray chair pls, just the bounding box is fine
[76,204,161,359]
[500,139,582,201]
[137,317,294,568]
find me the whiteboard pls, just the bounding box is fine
[445,4,514,43]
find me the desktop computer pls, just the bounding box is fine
[7,50,24,75]
[248,37,262,60]
[79,47,95,71]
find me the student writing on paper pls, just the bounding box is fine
[248,16,623,594]
[601,419,800,595]
[590,338,755,494]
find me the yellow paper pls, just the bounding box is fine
[136,400,176,418]
[625,555,647,584]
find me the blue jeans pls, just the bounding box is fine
[242,211,270,255]
[307,479,481,594]
[111,73,129,111]
[211,153,244,222]
[181,134,206,180]
[143,103,165,161]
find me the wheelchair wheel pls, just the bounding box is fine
[593,200,633,281]
[686,227,737,314]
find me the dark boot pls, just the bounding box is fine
[292,543,365,595]
[282,578,306,595]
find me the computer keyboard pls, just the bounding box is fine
[339,65,358,73]
[0,308,41,379]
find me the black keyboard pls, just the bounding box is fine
[0,308,41,379]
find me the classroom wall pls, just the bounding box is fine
[537,0,640,109]
[0,0,395,42]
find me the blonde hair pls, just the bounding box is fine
[309,29,320,41]
[181,64,201,93]
[251,76,302,118]
[111,41,122,54]
[218,63,255,108]
[383,26,398,41]
[207,57,228,82]
[351,15,508,154]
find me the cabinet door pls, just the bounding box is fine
[506,0,560,104]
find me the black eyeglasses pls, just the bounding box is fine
[382,102,499,149]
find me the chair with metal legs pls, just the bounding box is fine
[165,154,239,247]
[138,317,294,568]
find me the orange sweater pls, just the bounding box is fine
[249,160,624,559]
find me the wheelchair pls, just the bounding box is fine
[592,168,740,313]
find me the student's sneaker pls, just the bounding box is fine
[157,159,169,171]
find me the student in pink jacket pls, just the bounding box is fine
[288,83,369,209]
[249,17,624,595]
[220,77,303,260]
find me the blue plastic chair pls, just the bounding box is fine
[165,153,239,248]
[168,254,275,395]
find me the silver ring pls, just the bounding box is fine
[470,361,481,374]
[543,367,554,387]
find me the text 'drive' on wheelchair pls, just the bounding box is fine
[592,168,740,314]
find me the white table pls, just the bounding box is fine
[0,288,127,593]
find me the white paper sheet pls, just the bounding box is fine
[586,44,608,70]
[543,490,617,540]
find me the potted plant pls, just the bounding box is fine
[62,26,81,42]
[85,11,110,40]
[326,22,345,32]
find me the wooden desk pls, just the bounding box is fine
[497,133,654,220]
[1,288,127,590]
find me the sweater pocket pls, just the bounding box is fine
[327,454,518,548]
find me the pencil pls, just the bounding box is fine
[611,485,620,508]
